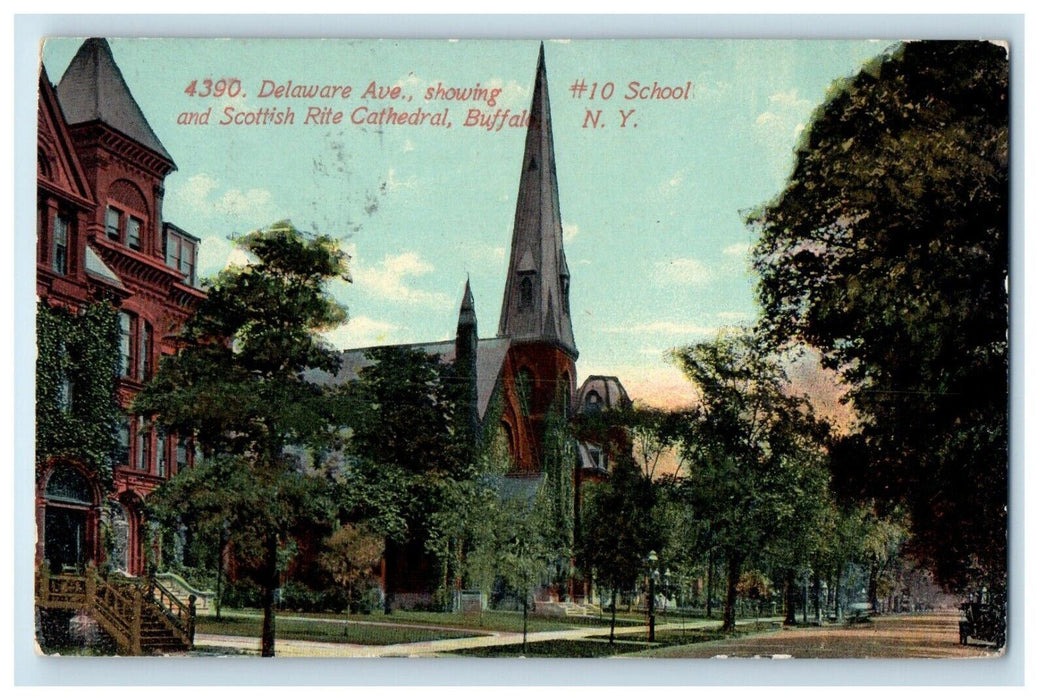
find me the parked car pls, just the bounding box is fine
[959,602,1005,648]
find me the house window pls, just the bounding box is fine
[58,375,74,413]
[52,215,69,275]
[136,418,151,472]
[585,390,604,412]
[115,416,131,468]
[118,312,133,378]
[165,229,199,286]
[156,429,167,477]
[105,207,121,240]
[127,216,142,251]
[176,437,189,473]
[137,321,152,381]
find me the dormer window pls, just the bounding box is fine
[561,275,569,313]
[165,226,199,287]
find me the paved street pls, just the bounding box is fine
[641,610,1002,659]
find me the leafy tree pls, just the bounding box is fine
[750,41,1008,597]
[136,221,350,656]
[674,328,828,631]
[578,459,657,643]
[335,346,473,611]
[319,522,384,629]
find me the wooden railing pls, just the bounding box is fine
[154,571,214,610]
[35,564,196,654]
[148,576,195,647]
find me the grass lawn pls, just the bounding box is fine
[217,608,596,634]
[448,638,650,658]
[195,613,485,645]
[449,622,781,658]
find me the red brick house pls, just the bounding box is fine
[36,38,205,578]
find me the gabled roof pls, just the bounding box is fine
[37,66,94,207]
[55,38,174,164]
[307,336,511,421]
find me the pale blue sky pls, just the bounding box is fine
[43,38,893,406]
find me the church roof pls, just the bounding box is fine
[309,336,511,421]
[56,38,174,164]
[497,44,577,358]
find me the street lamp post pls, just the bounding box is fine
[647,550,658,643]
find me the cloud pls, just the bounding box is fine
[217,188,272,216]
[562,223,579,243]
[465,242,506,264]
[605,321,719,337]
[322,316,400,350]
[722,242,751,257]
[172,173,275,221]
[353,251,453,308]
[755,89,815,149]
[653,258,713,287]
[716,311,751,322]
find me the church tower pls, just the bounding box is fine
[498,44,578,474]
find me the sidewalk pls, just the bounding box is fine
[195,615,773,657]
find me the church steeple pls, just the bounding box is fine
[455,278,480,445]
[498,44,577,360]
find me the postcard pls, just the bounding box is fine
[32,36,1010,663]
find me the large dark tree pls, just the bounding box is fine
[750,41,1008,596]
[135,221,350,656]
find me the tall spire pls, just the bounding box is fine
[56,38,175,164]
[497,44,577,359]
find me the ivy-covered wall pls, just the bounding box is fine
[36,301,122,490]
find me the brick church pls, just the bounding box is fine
[320,46,633,606]
[35,38,204,579]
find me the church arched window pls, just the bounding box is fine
[515,368,533,416]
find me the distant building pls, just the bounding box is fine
[36,39,204,577]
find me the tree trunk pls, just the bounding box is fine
[835,565,844,622]
[383,537,393,615]
[721,550,741,632]
[260,533,278,657]
[813,570,822,623]
[215,526,227,621]
[783,569,797,625]
[868,559,879,613]
[522,590,529,655]
[609,588,617,645]
[705,549,715,619]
